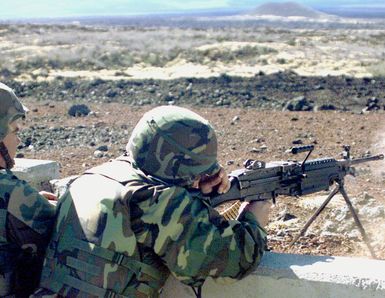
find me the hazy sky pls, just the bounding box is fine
[1,0,384,19]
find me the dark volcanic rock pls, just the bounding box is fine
[63,80,75,89]
[68,104,91,117]
[365,97,382,111]
[283,96,314,111]
[3,72,385,111]
[318,104,337,111]
[96,145,109,152]
[18,125,128,152]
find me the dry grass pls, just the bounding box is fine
[1,24,384,78]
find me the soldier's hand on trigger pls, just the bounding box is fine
[238,201,272,227]
[199,167,231,195]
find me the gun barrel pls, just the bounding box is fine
[347,154,384,166]
[207,153,383,208]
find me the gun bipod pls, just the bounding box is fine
[289,182,377,259]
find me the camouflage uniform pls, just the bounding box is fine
[0,171,56,297]
[0,82,56,297]
[35,106,267,297]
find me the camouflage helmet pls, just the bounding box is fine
[0,82,27,140]
[126,106,220,186]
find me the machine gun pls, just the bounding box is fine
[208,145,384,258]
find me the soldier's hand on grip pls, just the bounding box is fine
[39,191,57,201]
[199,167,230,195]
[239,201,272,227]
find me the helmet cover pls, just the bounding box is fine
[126,106,220,186]
[0,82,27,140]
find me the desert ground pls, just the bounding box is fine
[1,15,385,259]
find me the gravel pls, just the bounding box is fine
[3,71,385,111]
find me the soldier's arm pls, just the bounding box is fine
[141,186,267,287]
[5,177,56,296]
[6,214,50,297]
[6,178,56,249]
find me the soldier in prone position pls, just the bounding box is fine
[0,82,57,297]
[34,106,271,297]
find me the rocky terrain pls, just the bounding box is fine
[15,85,385,260]
[1,18,385,260]
[3,72,385,112]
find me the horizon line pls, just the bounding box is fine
[1,4,385,21]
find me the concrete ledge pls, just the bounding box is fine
[161,252,385,298]
[12,158,60,191]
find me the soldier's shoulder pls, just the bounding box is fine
[2,171,55,233]
[157,185,205,207]
[0,169,19,180]
[0,170,28,191]
[0,170,45,203]
[158,184,188,196]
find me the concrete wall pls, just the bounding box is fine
[12,158,60,191]
[161,252,385,298]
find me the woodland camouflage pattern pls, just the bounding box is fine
[0,170,56,297]
[0,82,27,140]
[0,81,55,297]
[35,106,267,297]
[126,106,221,186]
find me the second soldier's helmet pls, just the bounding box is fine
[126,106,220,186]
[0,82,27,141]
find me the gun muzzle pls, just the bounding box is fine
[349,153,384,166]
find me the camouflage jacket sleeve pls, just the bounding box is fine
[137,185,267,287]
[1,172,56,251]
[1,172,56,296]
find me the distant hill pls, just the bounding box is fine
[246,2,328,18]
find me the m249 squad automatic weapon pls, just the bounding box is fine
[208,145,384,258]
